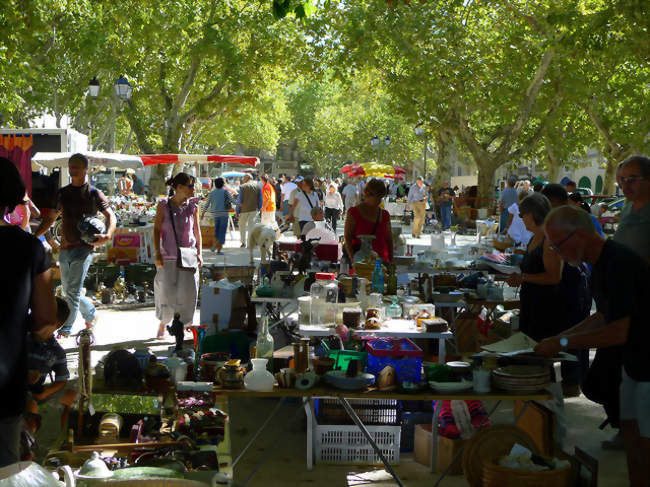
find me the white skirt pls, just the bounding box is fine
[154,260,199,325]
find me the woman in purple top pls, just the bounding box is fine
[153,173,202,339]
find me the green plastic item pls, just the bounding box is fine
[425,363,453,382]
[328,350,368,371]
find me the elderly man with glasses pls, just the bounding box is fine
[613,155,650,262]
[536,204,650,487]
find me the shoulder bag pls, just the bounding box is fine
[167,199,198,271]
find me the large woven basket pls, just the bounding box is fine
[482,459,571,487]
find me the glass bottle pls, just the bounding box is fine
[386,296,402,319]
[256,316,274,365]
[371,260,384,294]
[309,272,339,325]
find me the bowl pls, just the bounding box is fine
[446,361,472,378]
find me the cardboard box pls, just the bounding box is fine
[107,247,138,265]
[200,280,251,334]
[113,233,141,247]
[200,225,215,249]
[414,424,466,474]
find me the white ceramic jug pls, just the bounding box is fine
[243,358,275,392]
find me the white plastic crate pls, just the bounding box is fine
[315,424,401,465]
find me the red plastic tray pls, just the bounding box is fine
[365,337,423,358]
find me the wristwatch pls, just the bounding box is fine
[559,337,569,350]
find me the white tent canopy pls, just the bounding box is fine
[31,151,144,171]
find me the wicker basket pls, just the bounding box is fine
[482,459,571,487]
[493,236,514,252]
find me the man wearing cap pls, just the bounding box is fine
[35,154,116,337]
[237,173,262,248]
[407,177,428,238]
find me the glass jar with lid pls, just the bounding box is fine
[310,272,339,325]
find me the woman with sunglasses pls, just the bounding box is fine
[153,173,202,339]
[507,193,566,342]
[344,178,393,265]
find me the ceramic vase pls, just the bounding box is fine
[244,358,275,392]
[353,235,378,264]
[391,227,407,256]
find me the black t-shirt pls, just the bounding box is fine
[0,226,50,418]
[591,239,650,381]
[56,183,109,250]
[438,187,455,207]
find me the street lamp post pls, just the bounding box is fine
[414,126,428,180]
[370,135,391,163]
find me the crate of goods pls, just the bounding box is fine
[317,399,400,426]
[366,338,423,383]
[400,411,433,452]
[315,423,401,465]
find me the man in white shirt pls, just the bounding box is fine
[342,181,359,212]
[280,174,298,224]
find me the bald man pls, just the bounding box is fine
[536,205,650,486]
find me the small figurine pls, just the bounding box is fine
[167,312,184,352]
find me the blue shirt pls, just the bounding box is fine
[407,184,428,203]
[499,187,518,209]
[205,189,234,216]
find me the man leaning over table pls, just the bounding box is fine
[534,205,650,487]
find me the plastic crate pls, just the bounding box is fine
[315,424,401,465]
[327,350,367,371]
[317,399,401,425]
[366,338,423,383]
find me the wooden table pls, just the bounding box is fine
[213,385,551,486]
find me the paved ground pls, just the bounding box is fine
[46,220,627,486]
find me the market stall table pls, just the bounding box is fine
[212,385,552,486]
[298,322,453,363]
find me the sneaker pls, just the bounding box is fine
[210,244,217,252]
[240,243,246,248]
[217,251,224,255]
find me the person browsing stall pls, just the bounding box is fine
[324,183,344,232]
[507,193,566,342]
[237,173,262,248]
[437,181,455,230]
[344,178,393,263]
[200,177,235,255]
[153,173,202,339]
[613,155,650,261]
[0,158,57,466]
[535,205,650,487]
[35,153,115,337]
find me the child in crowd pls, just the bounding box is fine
[22,297,77,458]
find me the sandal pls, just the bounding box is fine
[157,325,166,339]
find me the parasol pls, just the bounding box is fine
[221,171,246,178]
[341,162,405,179]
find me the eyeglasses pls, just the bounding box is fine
[184,183,195,189]
[619,175,645,185]
[549,230,576,252]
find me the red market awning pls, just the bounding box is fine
[138,154,259,167]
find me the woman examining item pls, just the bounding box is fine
[153,173,202,339]
[323,183,344,232]
[507,193,566,341]
[344,178,393,263]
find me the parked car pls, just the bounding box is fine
[574,187,593,197]
[599,197,627,234]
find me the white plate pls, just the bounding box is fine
[485,262,521,275]
[429,379,473,393]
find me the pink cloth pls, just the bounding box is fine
[158,197,200,261]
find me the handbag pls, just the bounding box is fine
[167,199,198,271]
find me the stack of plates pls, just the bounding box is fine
[492,365,551,393]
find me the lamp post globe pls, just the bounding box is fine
[114,76,133,101]
[88,77,100,98]
[384,136,391,147]
[370,135,379,148]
